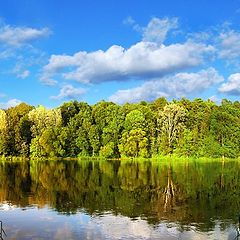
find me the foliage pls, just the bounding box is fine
[157,103,186,154]
[0,97,239,158]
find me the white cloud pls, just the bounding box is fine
[124,17,178,44]
[218,30,240,59]
[0,99,22,109]
[109,68,224,104]
[43,53,84,74]
[109,84,168,104]
[40,76,58,86]
[219,73,240,95]
[0,25,51,47]
[0,23,51,83]
[51,84,87,100]
[208,95,220,103]
[142,17,178,43]
[13,64,30,79]
[0,49,15,59]
[41,40,214,85]
[17,70,30,79]
[123,16,136,26]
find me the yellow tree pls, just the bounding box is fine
[28,105,62,137]
[0,109,7,154]
[28,106,62,157]
[158,103,186,154]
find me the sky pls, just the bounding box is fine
[0,0,240,108]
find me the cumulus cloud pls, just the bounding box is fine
[219,73,240,95]
[51,84,87,100]
[0,25,51,47]
[0,99,22,109]
[41,40,214,85]
[42,53,83,76]
[109,68,224,104]
[218,30,240,59]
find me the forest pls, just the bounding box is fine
[0,97,239,159]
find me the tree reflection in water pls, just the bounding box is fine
[0,159,240,236]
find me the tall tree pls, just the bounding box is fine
[5,103,33,156]
[28,106,62,157]
[158,103,186,154]
[0,109,8,155]
[119,109,149,157]
[93,101,123,157]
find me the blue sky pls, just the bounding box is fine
[0,0,240,108]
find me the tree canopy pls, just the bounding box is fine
[1,98,239,158]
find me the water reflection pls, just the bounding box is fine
[1,207,238,240]
[0,159,239,239]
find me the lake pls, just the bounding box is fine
[0,159,239,240]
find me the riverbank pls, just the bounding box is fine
[0,154,238,163]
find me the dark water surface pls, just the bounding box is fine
[0,159,239,239]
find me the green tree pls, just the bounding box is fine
[158,103,186,154]
[119,109,149,157]
[92,101,123,157]
[209,101,240,158]
[60,101,81,126]
[5,103,33,156]
[181,99,214,156]
[119,129,148,157]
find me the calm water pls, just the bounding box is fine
[0,159,239,240]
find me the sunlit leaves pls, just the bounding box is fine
[28,105,62,137]
[158,103,186,154]
[0,98,240,158]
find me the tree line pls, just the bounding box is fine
[0,97,239,158]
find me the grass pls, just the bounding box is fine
[0,154,239,163]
